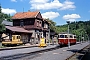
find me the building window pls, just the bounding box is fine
[24,21,27,25]
[36,34,37,38]
[14,22,19,26]
[46,34,49,39]
[29,20,32,25]
[39,21,42,27]
[27,20,29,25]
[44,24,45,28]
[37,21,39,27]
[44,23,48,28]
[47,34,48,36]
[29,21,31,23]
[20,20,24,27]
[41,33,42,38]
[46,24,48,28]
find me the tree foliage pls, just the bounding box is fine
[46,18,56,32]
[0,5,12,33]
[55,21,90,41]
[46,18,90,41]
[0,5,5,33]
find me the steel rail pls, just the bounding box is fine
[0,46,60,60]
[0,45,37,51]
[66,44,90,60]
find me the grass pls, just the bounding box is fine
[0,45,5,48]
[0,43,5,48]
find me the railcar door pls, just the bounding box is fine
[59,35,64,45]
[64,35,68,44]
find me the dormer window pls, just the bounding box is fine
[37,21,39,27]
[44,23,48,28]
[39,21,42,27]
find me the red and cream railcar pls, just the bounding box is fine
[58,33,76,45]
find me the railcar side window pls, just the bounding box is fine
[65,35,68,38]
[70,35,73,38]
[60,35,64,38]
[17,36,20,39]
[58,35,59,38]
[13,36,15,40]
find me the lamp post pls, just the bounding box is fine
[88,35,89,42]
[85,32,87,42]
[67,21,70,49]
[48,23,50,46]
[88,35,90,43]
[81,31,82,44]
[79,36,80,43]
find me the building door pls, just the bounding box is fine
[28,34,32,43]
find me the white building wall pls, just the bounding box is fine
[29,30,35,37]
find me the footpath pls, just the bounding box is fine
[0,44,38,51]
[0,43,57,57]
[0,43,56,51]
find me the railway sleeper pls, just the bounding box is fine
[66,44,90,60]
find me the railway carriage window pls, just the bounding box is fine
[58,35,59,38]
[74,36,76,38]
[65,35,68,38]
[70,35,73,38]
[13,36,15,40]
[60,35,64,38]
[17,36,20,39]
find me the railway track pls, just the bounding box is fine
[0,45,60,60]
[66,44,90,60]
[81,47,90,60]
[0,45,37,51]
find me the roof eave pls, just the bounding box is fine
[12,17,36,20]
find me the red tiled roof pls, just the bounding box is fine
[5,26,32,33]
[12,11,39,19]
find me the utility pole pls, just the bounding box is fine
[81,31,82,44]
[48,23,50,46]
[67,21,70,49]
[79,36,80,43]
[88,35,89,42]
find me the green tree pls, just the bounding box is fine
[43,18,90,41]
[0,4,6,33]
[0,4,1,13]
[46,18,56,32]
[0,4,3,23]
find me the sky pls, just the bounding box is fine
[0,0,90,25]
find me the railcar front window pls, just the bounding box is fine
[74,36,76,38]
[60,35,64,38]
